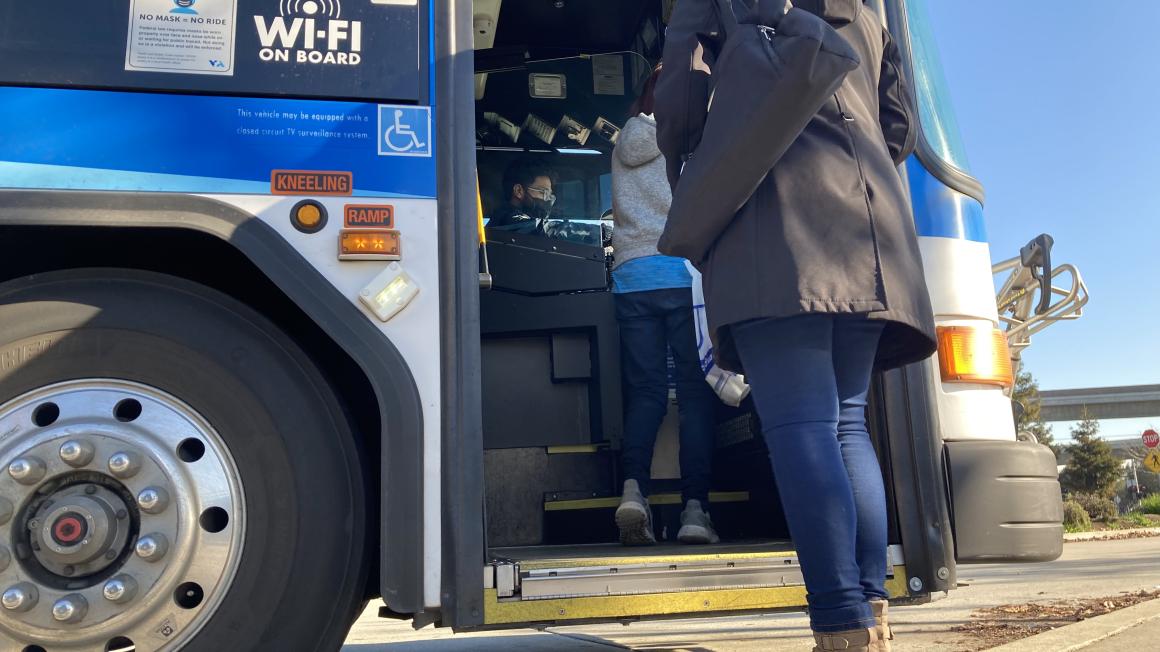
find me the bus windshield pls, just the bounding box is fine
[904,0,971,172]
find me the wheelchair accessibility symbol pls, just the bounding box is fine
[378,105,432,157]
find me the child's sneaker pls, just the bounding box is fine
[615,479,656,546]
[677,499,720,544]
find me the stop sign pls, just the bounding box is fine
[1144,429,1160,449]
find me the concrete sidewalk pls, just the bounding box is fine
[1083,616,1160,650]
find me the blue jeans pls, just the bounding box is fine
[616,288,717,505]
[733,315,887,633]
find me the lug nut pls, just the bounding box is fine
[52,593,88,623]
[2,583,39,612]
[137,487,170,514]
[103,575,139,604]
[108,451,142,479]
[0,546,9,572]
[59,440,95,467]
[8,456,46,485]
[0,497,12,525]
[135,533,169,562]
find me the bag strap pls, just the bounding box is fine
[713,0,739,35]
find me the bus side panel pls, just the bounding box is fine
[0,83,446,612]
[205,193,446,606]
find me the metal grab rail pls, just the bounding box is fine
[993,236,1089,362]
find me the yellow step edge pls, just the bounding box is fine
[482,565,909,625]
[884,566,909,599]
[545,445,605,454]
[544,491,750,512]
[483,586,807,625]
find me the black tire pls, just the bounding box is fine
[0,269,370,652]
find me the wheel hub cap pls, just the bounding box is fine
[0,380,245,651]
[52,514,87,546]
[31,486,130,578]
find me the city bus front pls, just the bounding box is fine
[0,0,1078,646]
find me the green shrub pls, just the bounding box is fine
[1070,492,1118,522]
[1063,500,1092,532]
[1138,494,1160,515]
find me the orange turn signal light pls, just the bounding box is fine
[936,325,1014,387]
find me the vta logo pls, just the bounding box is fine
[208,60,226,69]
[280,0,343,18]
[171,0,198,15]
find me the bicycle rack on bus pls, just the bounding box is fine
[992,233,1089,365]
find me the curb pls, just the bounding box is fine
[984,597,1160,652]
[1064,527,1160,542]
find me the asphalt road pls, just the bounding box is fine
[343,536,1160,651]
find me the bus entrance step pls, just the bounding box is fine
[543,491,750,512]
[512,550,803,600]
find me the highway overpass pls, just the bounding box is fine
[1039,384,1160,422]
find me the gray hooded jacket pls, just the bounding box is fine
[611,114,674,270]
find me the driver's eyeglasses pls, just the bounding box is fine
[526,186,556,204]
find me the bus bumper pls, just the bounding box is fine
[944,440,1063,563]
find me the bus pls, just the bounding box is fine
[0,1,1085,649]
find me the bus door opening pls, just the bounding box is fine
[468,0,906,622]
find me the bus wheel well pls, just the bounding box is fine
[0,224,383,599]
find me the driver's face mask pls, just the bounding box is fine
[524,185,555,219]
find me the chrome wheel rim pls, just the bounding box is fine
[0,380,245,651]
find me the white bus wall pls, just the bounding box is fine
[918,236,1017,442]
[201,194,444,609]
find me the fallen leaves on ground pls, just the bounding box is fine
[949,589,1160,650]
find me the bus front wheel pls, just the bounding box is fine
[0,269,369,652]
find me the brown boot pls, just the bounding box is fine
[811,627,878,651]
[870,599,894,652]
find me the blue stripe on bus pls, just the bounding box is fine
[0,87,436,198]
[906,157,987,242]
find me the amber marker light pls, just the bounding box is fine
[290,200,328,234]
[936,325,1014,387]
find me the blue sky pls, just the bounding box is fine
[924,2,1160,439]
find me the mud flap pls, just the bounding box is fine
[945,440,1063,563]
